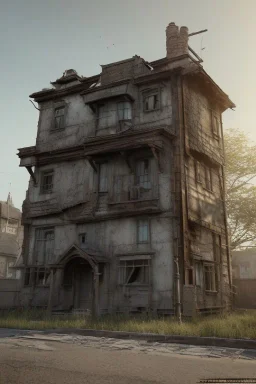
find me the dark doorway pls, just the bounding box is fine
[63,257,93,311]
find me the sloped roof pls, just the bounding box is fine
[0,232,19,257]
[0,201,21,220]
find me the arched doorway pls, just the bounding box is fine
[63,256,93,311]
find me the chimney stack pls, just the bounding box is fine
[166,22,189,59]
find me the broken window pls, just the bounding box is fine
[36,267,50,286]
[135,159,151,189]
[137,219,150,243]
[34,228,54,265]
[119,259,150,285]
[54,107,65,130]
[117,102,132,121]
[143,90,160,112]
[79,233,87,248]
[98,163,108,192]
[204,264,217,292]
[41,170,54,194]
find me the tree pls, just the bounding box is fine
[224,129,256,250]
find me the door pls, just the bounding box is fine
[74,265,93,310]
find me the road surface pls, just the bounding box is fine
[0,329,255,384]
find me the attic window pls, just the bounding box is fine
[54,107,65,130]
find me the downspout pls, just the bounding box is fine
[174,257,182,323]
[219,115,232,290]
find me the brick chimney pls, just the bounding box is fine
[166,22,189,59]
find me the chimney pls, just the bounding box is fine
[166,22,189,59]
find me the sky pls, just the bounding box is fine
[0,0,255,210]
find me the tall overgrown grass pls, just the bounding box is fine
[0,309,255,339]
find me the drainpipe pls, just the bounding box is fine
[174,258,182,323]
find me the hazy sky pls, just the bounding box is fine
[0,0,255,209]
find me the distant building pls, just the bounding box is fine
[18,22,234,316]
[0,193,23,279]
[232,249,256,309]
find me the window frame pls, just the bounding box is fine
[137,219,150,244]
[34,227,55,265]
[211,112,221,139]
[117,101,132,122]
[142,88,160,112]
[135,158,151,190]
[118,257,151,286]
[78,232,87,248]
[204,263,218,293]
[40,169,54,194]
[51,105,66,131]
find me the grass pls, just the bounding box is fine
[0,309,255,339]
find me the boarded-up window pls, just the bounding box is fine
[135,159,151,189]
[204,264,217,292]
[118,102,132,120]
[119,259,150,285]
[54,107,65,129]
[34,228,54,264]
[99,163,108,192]
[41,170,54,194]
[137,219,150,243]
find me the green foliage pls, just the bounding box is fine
[0,310,256,339]
[224,129,256,249]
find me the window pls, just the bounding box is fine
[34,228,54,265]
[137,219,150,243]
[41,170,54,194]
[195,262,203,287]
[203,165,212,191]
[135,159,151,189]
[98,163,108,192]
[79,233,87,248]
[212,114,220,138]
[98,104,116,130]
[204,264,217,292]
[119,259,150,285]
[195,161,202,183]
[117,102,132,121]
[213,233,221,263]
[24,267,50,286]
[54,107,65,130]
[6,261,15,279]
[144,90,160,112]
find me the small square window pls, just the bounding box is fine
[41,170,54,194]
[79,233,87,248]
[54,107,65,130]
[137,219,150,243]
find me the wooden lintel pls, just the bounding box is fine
[149,145,163,173]
[25,166,36,184]
[120,151,133,173]
[87,156,98,172]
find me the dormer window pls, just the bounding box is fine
[54,107,65,130]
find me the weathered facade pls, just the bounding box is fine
[17,23,234,316]
[0,194,23,279]
[232,249,256,309]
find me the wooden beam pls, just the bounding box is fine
[87,156,98,172]
[188,29,208,37]
[25,166,36,184]
[188,46,203,63]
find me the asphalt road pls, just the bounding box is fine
[0,330,255,384]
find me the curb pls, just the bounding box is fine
[24,328,256,350]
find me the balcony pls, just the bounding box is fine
[108,175,159,212]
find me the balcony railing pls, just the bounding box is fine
[109,175,159,204]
